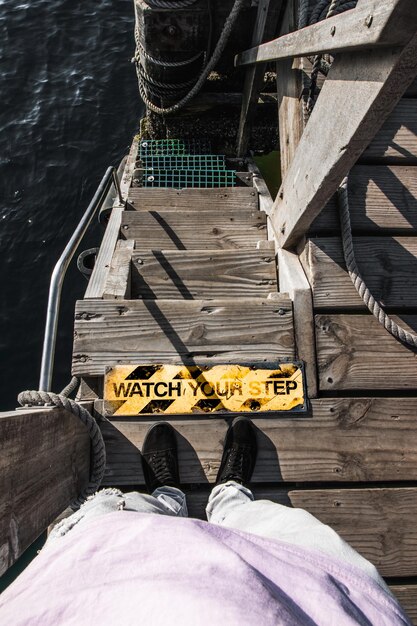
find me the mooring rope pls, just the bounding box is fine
[338,178,417,347]
[18,380,106,509]
[137,0,245,115]
[142,0,198,8]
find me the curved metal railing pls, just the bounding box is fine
[39,166,123,392]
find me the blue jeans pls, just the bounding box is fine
[47,481,388,592]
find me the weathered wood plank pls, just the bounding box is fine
[272,34,417,248]
[84,207,123,298]
[301,236,417,309]
[127,187,258,211]
[72,297,295,376]
[363,99,417,162]
[236,0,282,156]
[390,586,417,623]
[121,210,267,250]
[316,313,417,390]
[236,0,417,65]
[278,249,317,397]
[0,408,90,575]
[103,239,134,300]
[289,487,417,578]
[276,0,305,179]
[130,249,277,299]
[99,397,417,485]
[310,165,417,234]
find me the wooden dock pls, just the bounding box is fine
[1,0,417,620]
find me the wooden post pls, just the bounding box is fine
[236,0,282,157]
[0,407,90,575]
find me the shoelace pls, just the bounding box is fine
[223,445,252,481]
[146,450,175,485]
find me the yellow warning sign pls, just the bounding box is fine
[104,363,306,416]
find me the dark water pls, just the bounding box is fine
[0,0,143,409]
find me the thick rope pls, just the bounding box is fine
[18,387,106,509]
[338,177,417,348]
[135,31,205,69]
[137,0,245,115]
[142,0,198,8]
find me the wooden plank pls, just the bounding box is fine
[103,239,134,300]
[236,0,417,65]
[288,487,417,578]
[310,165,417,234]
[99,397,417,484]
[316,313,417,390]
[363,99,417,162]
[120,134,139,200]
[72,297,295,376]
[272,34,417,249]
[278,249,317,397]
[120,210,267,250]
[301,236,417,309]
[236,0,282,156]
[84,207,123,298]
[389,586,417,623]
[127,187,258,212]
[276,0,305,178]
[0,407,90,575]
[130,249,277,299]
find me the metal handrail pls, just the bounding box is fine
[39,166,124,391]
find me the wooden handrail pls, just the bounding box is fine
[235,0,416,67]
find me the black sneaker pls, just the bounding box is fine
[141,422,180,492]
[215,416,257,486]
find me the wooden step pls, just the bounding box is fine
[311,165,417,235]
[98,397,417,485]
[127,187,258,211]
[126,248,277,300]
[362,99,417,164]
[72,297,294,377]
[120,209,267,250]
[301,236,417,309]
[315,313,417,391]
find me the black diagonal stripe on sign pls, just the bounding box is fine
[190,366,204,379]
[125,365,162,380]
[193,399,223,412]
[267,369,288,379]
[139,399,176,414]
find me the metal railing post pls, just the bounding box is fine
[39,166,123,391]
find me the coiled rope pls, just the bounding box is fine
[137,0,245,115]
[18,377,106,509]
[338,178,417,347]
[298,0,416,348]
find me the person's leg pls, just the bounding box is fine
[207,417,389,592]
[48,421,187,543]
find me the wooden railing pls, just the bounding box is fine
[236,0,417,249]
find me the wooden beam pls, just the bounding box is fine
[0,407,90,575]
[236,0,417,66]
[103,239,134,300]
[127,187,258,212]
[275,0,305,179]
[272,33,417,249]
[389,585,417,622]
[278,249,317,397]
[99,397,417,485]
[236,0,282,156]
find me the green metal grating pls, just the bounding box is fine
[138,169,236,188]
[139,138,212,157]
[138,155,226,170]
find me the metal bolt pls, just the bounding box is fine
[365,14,373,27]
[136,259,143,265]
[123,225,129,230]
[167,25,177,36]
[277,308,286,316]
[330,25,336,36]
